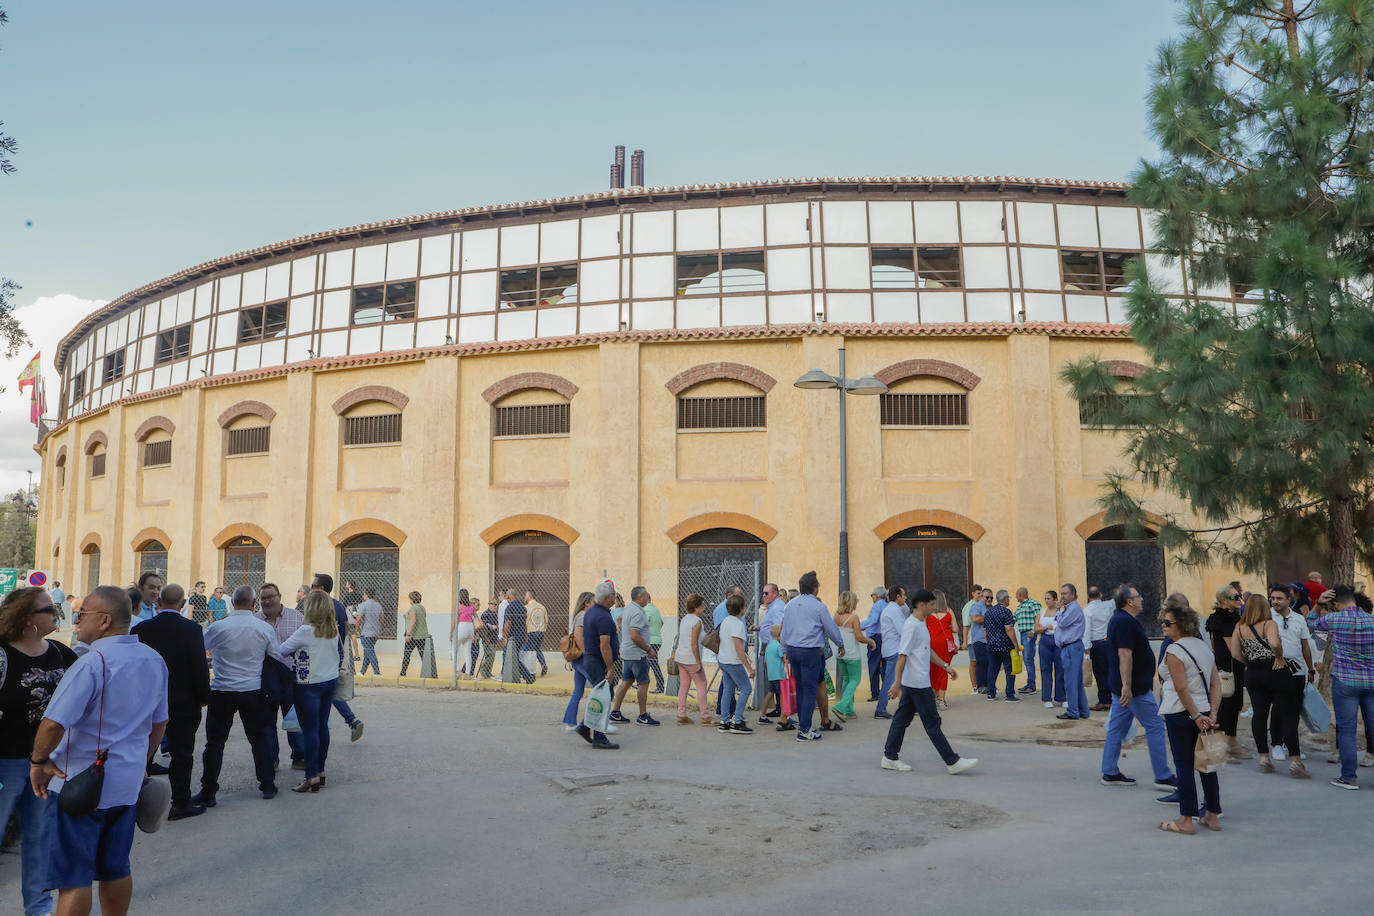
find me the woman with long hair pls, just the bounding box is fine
[674,594,714,726]
[1225,593,1289,774]
[927,590,958,709]
[1035,589,1064,708]
[1157,604,1223,834]
[0,587,77,916]
[562,591,595,732]
[832,590,875,718]
[279,591,341,793]
[451,588,477,679]
[1207,584,1251,760]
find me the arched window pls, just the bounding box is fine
[1085,525,1165,635]
[55,450,68,489]
[492,389,570,438]
[339,533,400,639]
[82,544,101,593]
[676,528,765,618]
[138,539,168,578]
[883,525,972,601]
[222,536,266,593]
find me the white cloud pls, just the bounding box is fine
[0,293,108,495]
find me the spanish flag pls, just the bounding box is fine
[16,352,39,394]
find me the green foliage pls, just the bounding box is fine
[1062,0,1374,581]
[0,490,36,569]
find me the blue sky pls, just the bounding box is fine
[0,0,1179,489]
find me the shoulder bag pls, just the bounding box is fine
[335,635,356,702]
[664,622,681,676]
[59,651,108,817]
[560,629,583,663]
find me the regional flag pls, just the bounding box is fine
[16,352,39,394]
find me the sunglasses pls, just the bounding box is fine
[1161,619,1175,628]
[1227,594,1241,601]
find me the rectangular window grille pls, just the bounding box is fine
[493,403,570,437]
[880,393,968,426]
[343,413,403,446]
[226,425,271,456]
[156,324,191,364]
[90,453,106,478]
[676,396,767,430]
[143,439,172,467]
[238,300,289,342]
[102,351,125,384]
[1078,393,1146,427]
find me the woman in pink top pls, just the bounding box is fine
[450,588,478,678]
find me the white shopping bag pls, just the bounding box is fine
[583,679,612,732]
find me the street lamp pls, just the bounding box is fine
[793,346,887,592]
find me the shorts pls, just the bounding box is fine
[621,658,650,685]
[769,679,781,696]
[47,799,137,889]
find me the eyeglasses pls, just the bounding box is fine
[1161,619,1175,628]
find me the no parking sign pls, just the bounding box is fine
[26,570,50,589]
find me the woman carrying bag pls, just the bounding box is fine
[279,592,341,793]
[1157,605,1224,835]
[673,594,714,726]
[1225,594,1289,775]
[561,592,595,732]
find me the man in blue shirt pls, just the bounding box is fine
[875,586,907,719]
[1054,584,1091,720]
[136,571,162,622]
[780,571,845,741]
[1101,584,1176,790]
[575,581,621,750]
[757,583,787,719]
[962,584,988,694]
[713,586,743,629]
[982,590,1020,701]
[861,587,888,702]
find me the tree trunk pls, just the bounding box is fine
[1329,496,1357,585]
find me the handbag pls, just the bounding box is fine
[559,630,583,662]
[664,622,681,676]
[779,659,797,718]
[1194,729,1230,772]
[701,624,721,655]
[1218,669,1236,699]
[334,637,356,702]
[1011,648,1024,676]
[59,651,108,817]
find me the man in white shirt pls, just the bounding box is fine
[1268,584,1314,769]
[880,588,977,775]
[875,586,907,719]
[1082,585,1115,711]
[194,585,283,807]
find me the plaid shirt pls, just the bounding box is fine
[1314,607,1374,690]
[255,606,305,645]
[1014,599,1043,633]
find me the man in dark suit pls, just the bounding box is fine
[133,582,211,820]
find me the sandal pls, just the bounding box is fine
[820,721,843,732]
[1289,761,1310,779]
[1158,820,1193,835]
[1258,758,1275,773]
[775,721,796,732]
[1198,816,1222,832]
[831,710,848,723]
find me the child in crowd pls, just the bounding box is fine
[765,624,794,732]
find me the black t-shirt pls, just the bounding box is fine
[0,640,79,758]
[505,602,528,642]
[1206,608,1240,672]
[480,609,498,642]
[1106,610,1155,696]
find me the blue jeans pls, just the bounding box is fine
[785,645,824,734]
[563,659,588,726]
[866,634,883,698]
[1019,631,1037,690]
[1333,676,1374,782]
[0,756,55,914]
[971,641,988,689]
[332,698,356,725]
[360,635,380,675]
[985,649,1016,698]
[1059,642,1090,718]
[1039,636,1064,702]
[719,663,752,723]
[1164,711,1220,817]
[1101,692,1174,780]
[296,679,337,779]
[877,654,899,714]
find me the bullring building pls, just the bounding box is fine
[36,175,1249,648]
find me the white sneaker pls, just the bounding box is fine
[565,725,577,733]
[1043,701,1055,708]
[1054,701,1065,708]
[606,724,620,735]
[1271,746,1289,761]
[1240,709,1253,718]
[1362,752,1374,767]
[881,757,913,772]
[946,758,978,775]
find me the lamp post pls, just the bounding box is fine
[794,346,887,593]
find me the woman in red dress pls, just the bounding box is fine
[927,589,958,709]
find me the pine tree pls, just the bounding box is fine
[1062,0,1374,585]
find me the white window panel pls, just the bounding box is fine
[461,228,498,269]
[321,290,351,328]
[914,202,960,243]
[1141,211,1163,248]
[632,256,673,299]
[960,201,1005,243]
[537,306,577,338]
[241,268,267,307]
[765,247,810,292]
[323,249,353,289]
[539,220,578,263]
[497,309,536,341]
[354,244,386,284]
[1023,292,1065,322]
[214,312,238,348]
[873,291,919,324]
[165,359,186,385]
[136,369,152,393]
[382,321,414,351]
[676,296,720,329]
[964,246,1010,288]
[288,295,314,334]
[1056,205,1099,248]
[318,329,348,358]
[631,299,673,330]
[1106,297,1131,324]
[768,293,813,324]
[919,290,965,322]
[265,263,290,301]
[581,215,620,258]
[178,291,195,323]
[139,337,156,368]
[415,318,447,348]
[236,343,261,371]
[1064,293,1108,323]
[418,277,449,318]
[386,239,419,280]
[458,315,495,343]
[572,258,614,303]
[1014,202,1057,245]
[95,325,107,353]
[291,256,317,296]
[214,277,238,316]
[158,300,180,331]
[1098,207,1141,250]
[194,282,214,319]
[675,208,718,250]
[820,201,867,243]
[211,350,235,376]
[419,233,453,277]
[765,202,809,245]
[579,302,619,333]
[459,271,497,313]
[1019,247,1061,289]
[868,202,914,243]
[721,295,765,327]
[825,293,872,323]
[349,325,381,353]
[285,336,311,364]
[823,247,871,289]
[720,205,763,249]
[260,339,286,367]
[153,366,171,389]
[499,225,538,266]
[631,211,673,253]
[966,292,1013,322]
[191,318,210,354]
[1144,253,1185,294]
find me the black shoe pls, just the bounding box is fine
[1017,685,1036,694]
[767,708,782,718]
[1055,713,1080,720]
[776,721,796,732]
[758,716,774,724]
[731,722,754,734]
[575,725,594,745]
[261,787,278,799]
[1005,695,1021,702]
[718,721,733,733]
[874,711,893,719]
[608,710,630,723]
[167,803,206,821]
[147,761,170,776]
[591,738,620,750]
[190,792,217,808]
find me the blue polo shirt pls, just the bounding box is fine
[582,603,619,664]
[1107,609,1155,696]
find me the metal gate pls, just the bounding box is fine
[883,525,971,600]
[493,531,570,649]
[339,533,401,639]
[222,537,266,595]
[1085,525,1165,636]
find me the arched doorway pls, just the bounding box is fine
[493,531,570,648]
[138,539,168,579]
[82,544,101,594]
[339,533,400,640]
[222,536,266,595]
[676,527,766,617]
[1085,525,1165,635]
[883,525,971,601]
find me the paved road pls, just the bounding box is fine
[2,686,1366,914]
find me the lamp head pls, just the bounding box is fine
[848,375,888,395]
[794,368,839,390]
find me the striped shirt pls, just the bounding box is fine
[1014,599,1043,633]
[255,606,306,645]
[1314,607,1374,690]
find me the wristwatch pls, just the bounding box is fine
[29,755,49,766]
